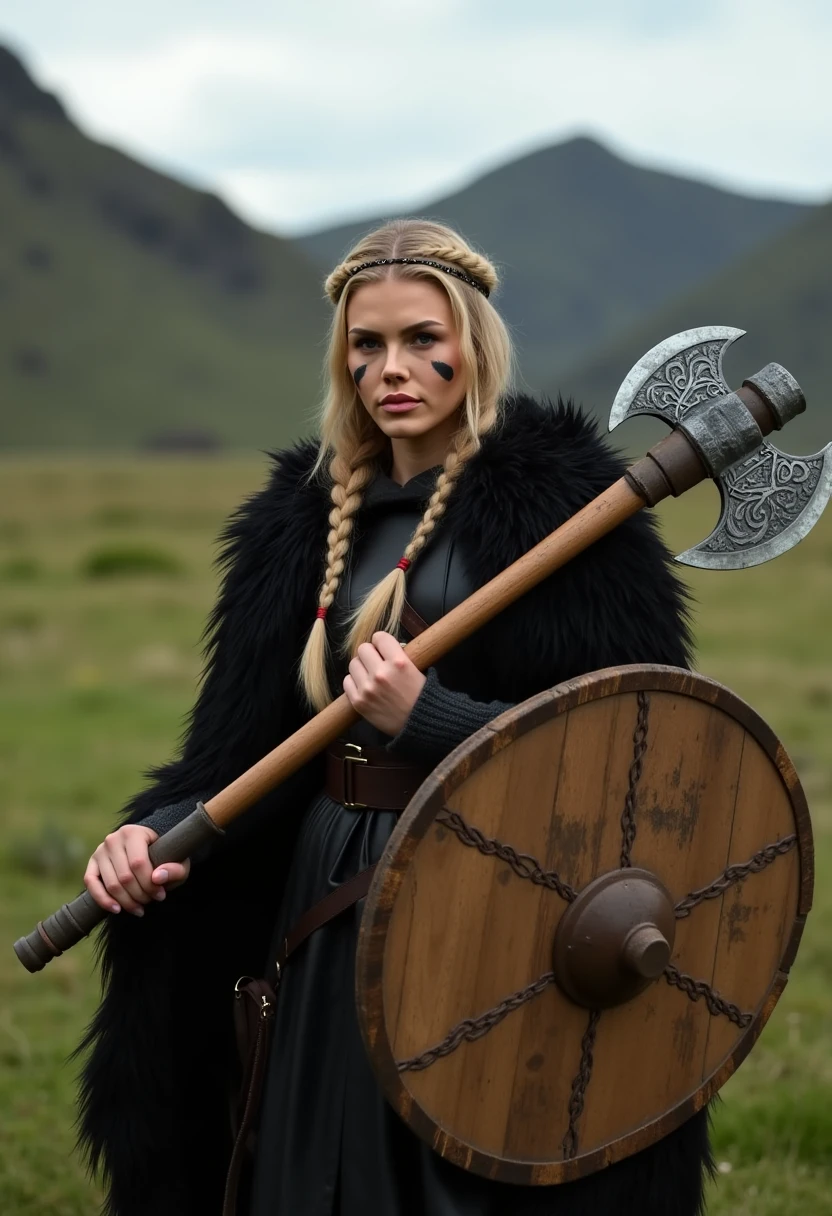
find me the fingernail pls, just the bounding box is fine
[132,907,145,918]
[154,889,166,901]
[155,868,169,883]
[110,903,121,914]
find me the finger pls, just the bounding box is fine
[108,837,155,907]
[348,655,372,696]
[84,858,122,915]
[125,834,163,900]
[150,860,190,890]
[343,672,360,707]
[356,641,384,678]
[97,852,145,915]
[372,632,409,666]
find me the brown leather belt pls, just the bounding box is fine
[325,741,430,810]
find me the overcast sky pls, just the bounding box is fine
[3,1,831,234]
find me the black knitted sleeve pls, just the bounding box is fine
[386,667,513,766]
[138,794,210,839]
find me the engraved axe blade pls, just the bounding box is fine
[608,326,747,428]
[608,326,832,569]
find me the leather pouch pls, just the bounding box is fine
[223,976,277,1216]
[223,862,377,1214]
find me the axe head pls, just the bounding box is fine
[608,327,832,569]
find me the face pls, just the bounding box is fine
[345,277,468,444]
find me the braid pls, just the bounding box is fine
[324,259,363,304]
[320,455,371,610]
[344,433,475,656]
[420,244,498,294]
[324,239,499,305]
[402,445,467,564]
[299,448,375,710]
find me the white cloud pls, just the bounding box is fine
[3,0,831,231]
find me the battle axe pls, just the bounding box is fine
[14,326,832,972]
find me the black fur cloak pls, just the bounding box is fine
[77,394,711,1215]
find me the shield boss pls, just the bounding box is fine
[355,665,812,1185]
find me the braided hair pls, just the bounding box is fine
[299,219,513,710]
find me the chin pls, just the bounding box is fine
[376,412,435,438]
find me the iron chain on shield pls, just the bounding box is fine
[354,667,811,1185]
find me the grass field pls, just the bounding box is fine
[1,457,830,1214]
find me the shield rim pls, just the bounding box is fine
[355,663,814,1185]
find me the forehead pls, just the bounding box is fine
[345,276,454,333]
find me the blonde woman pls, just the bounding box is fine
[79,220,710,1215]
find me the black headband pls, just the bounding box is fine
[339,256,491,299]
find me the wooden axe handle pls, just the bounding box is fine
[205,477,645,825]
[16,477,645,971]
[14,475,651,972]
[13,377,786,971]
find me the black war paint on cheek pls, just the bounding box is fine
[353,364,367,386]
[432,361,454,382]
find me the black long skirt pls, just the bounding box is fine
[248,792,711,1216]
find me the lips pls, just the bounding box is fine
[380,393,421,414]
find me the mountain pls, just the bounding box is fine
[0,46,328,450]
[0,44,823,453]
[555,200,832,454]
[295,137,812,390]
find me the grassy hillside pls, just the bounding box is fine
[556,201,832,454]
[0,47,329,451]
[296,137,810,389]
[0,457,830,1214]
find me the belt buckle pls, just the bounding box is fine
[343,742,368,809]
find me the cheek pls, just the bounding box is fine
[429,345,466,399]
[348,351,374,395]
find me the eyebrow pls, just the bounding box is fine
[347,319,445,338]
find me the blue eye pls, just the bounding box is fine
[356,338,379,350]
[414,332,436,346]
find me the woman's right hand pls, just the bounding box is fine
[84,824,191,916]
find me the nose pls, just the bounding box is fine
[381,342,409,384]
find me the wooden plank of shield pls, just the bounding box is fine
[355,664,813,1186]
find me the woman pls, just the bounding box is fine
[79,219,711,1216]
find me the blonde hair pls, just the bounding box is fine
[299,218,514,710]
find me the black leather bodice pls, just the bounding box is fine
[339,468,472,625]
[331,466,475,747]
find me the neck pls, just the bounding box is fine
[388,415,459,485]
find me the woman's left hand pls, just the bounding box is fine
[343,632,426,736]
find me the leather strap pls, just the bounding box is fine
[401,597,428,639]
[276,862,377,973]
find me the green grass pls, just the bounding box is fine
[1,459,830,1214]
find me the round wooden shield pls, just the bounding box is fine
[355,665,813,1185]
